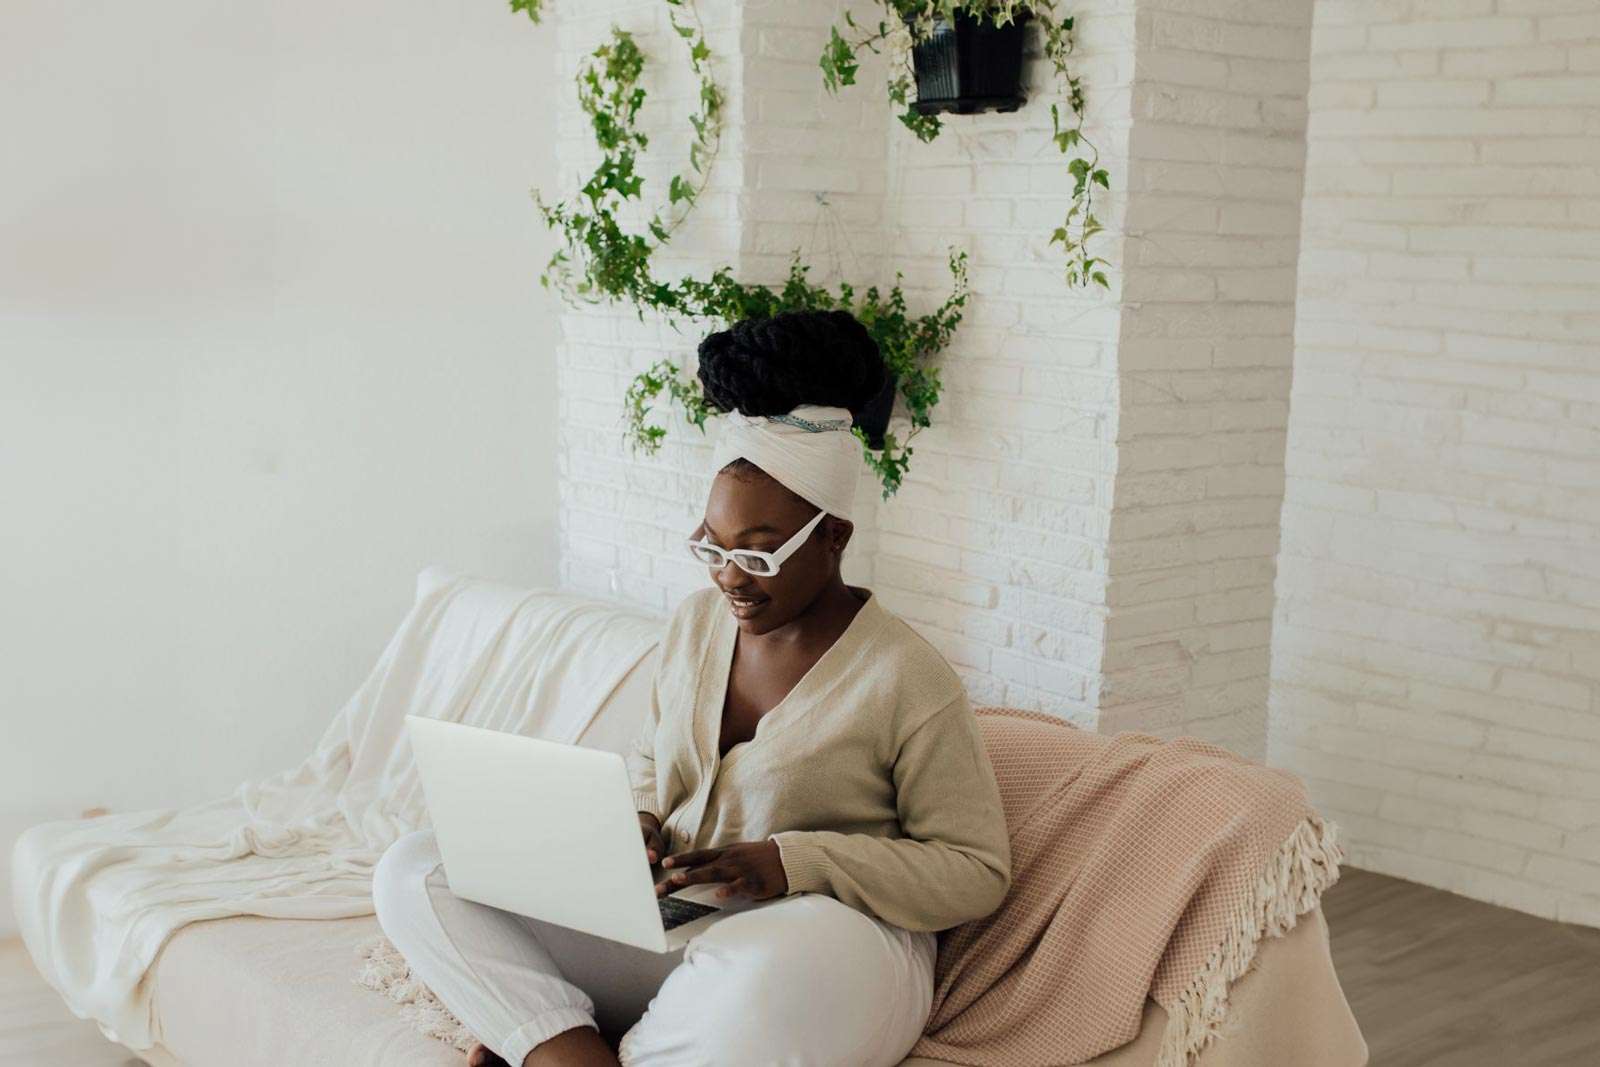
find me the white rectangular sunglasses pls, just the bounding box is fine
[685,507,827,577]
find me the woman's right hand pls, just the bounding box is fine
[639,812,666,866]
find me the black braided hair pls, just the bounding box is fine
[697,309,887,418]
[696,310,889,488]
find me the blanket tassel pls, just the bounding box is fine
[1154,816,1344,1067]
[354,936,475,1052]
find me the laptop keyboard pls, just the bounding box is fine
[658,894,720,931]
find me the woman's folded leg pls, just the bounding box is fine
[371,830,601,1066]
[519,913,686,1042]
[373,837,937,1066]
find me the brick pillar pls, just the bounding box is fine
[1097,2,1316,759]
[828,3,1140,723]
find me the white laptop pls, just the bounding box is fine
[405,715,773,953]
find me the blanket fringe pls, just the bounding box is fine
[1155,816,1344,1067]
[354,935,475,1052]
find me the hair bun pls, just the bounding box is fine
[696,310,888,419]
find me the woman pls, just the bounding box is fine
[373,310,1012,1067]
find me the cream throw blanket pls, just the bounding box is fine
[10,566,662,1052]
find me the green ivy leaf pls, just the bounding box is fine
[508,0,544,24]
[821,27,859,92]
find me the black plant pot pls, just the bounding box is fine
[852,369,899,451]
[906,8,1031,116]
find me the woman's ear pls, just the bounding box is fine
[827,518,854,556]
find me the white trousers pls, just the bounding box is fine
[372,830,938,1067]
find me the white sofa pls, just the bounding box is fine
[28,580,1364,1066]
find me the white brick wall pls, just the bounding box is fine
[1270,0,1600,926]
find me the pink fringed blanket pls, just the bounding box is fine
[904,707,1343,1067]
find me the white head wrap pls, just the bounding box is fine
[710,403,861,522]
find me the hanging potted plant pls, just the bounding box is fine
[905,6,1031,116]
[820,1,1110,289]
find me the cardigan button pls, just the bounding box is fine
[678,829,690,844]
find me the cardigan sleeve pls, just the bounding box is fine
[768,693,1012,933]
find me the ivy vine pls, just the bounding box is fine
[820,0,1110,288]
[529,3,724,308]
[514,0,971,500]
[622,249,969,497]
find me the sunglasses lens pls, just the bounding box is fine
[733,553,776,576]
[688,542,725,565]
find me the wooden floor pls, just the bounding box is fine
[1320,868,1600,1067]
[3,867,1599,1066]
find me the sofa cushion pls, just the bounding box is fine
[148,914,460,1067]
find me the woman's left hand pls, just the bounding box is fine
[656,840,789,901]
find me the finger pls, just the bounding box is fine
[661,847,722,869]
[667,863,736,888]
[716,876,747,899]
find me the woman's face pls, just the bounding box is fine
[692,468,851,634]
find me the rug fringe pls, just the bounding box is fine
[1155,816,1345,1067]
[353,935,475,1052]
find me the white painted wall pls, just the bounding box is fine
[1271,0,1600,926]
[1,0,562,935]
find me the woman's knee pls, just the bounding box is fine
[623,896,923,1066]
[371,829,442,945]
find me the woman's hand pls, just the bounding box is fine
[656,840,789,901]
[638,812,666,866]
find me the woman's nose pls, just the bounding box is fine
[714,565,755,592]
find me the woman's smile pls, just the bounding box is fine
[726,593,767,617]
